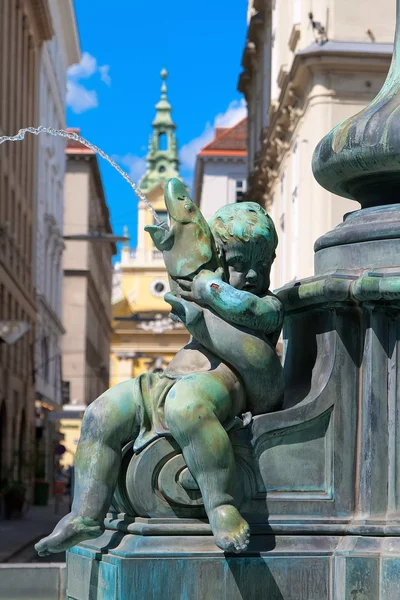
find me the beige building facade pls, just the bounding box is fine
[239,0,395,289]
[60,132,116,464]
[0,0,54,487]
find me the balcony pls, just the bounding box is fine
[121,247,165,267]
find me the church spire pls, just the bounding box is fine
[139,69,180,193]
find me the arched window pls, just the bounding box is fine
[158,132,168,151]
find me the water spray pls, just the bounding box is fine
[0,126,168,229]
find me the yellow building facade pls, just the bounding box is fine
[111,70,189,385]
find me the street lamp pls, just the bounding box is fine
[0,321,30,344]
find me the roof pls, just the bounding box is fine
[65,128,94,155]
[199,118,247,157]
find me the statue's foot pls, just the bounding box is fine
[34,512,104,556]
[209,505,250,554]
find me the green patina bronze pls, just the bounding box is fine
[312,0,400,208]
[145,178,220,295]
[35,181,284,558]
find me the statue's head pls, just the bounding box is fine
[208,202,278,296]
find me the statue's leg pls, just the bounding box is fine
[35,379,137,556]
[164,373,250,553]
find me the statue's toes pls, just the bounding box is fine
[232,527,250,553]
[35,539,50,556]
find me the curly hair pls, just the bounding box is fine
[208,202,278,251]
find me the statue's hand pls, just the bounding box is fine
[177,268,224,306]
[164,292,203,328]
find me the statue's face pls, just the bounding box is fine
[224,238,274,296]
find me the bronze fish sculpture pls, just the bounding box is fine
[145,178,220,297]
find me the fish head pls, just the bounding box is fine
[164,178,199,224]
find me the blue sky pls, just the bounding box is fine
[66,0,248,255]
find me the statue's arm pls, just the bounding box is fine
[191,272,284,334]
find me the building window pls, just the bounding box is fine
[235,180,247,202]
[158,132,168,151]
[159,165,166,173]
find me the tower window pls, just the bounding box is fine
[235,179,247,202]
[154,282,166,294]
[159,166,166,173]
[158,132,168,151]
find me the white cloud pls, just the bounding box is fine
[66,81,98,114]
[67,52,97,79]
[115,154,147,182]
[215,98,247,128]
[179,99,247,171]
[99,65,111,86]
[67,52,111,114]
[179,124,214,173]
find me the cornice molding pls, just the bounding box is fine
[239,2,272,94]
[254,0,271,17]
[277,271,400,314]
[58,0,81,66]
[199,154,246,164]
[26,0,53,42]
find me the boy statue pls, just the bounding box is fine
[36,198,284,557]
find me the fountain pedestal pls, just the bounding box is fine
[66,208,400,597]
[67,202,400,599]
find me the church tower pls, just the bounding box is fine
[111,70,189,383]
[139,69,180,192]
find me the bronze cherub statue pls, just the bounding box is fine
[35,179,284,556]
